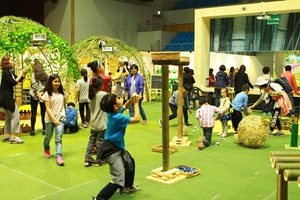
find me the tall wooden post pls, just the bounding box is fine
[161,65,170,171]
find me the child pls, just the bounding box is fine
[159,83,193,127]
[41,74,66,166]
[196,98,223,150]
[231,84,250,133]
[92,93,140,199]
[64,102,79,133]
[218,88,231,138]
[84,76,107,167]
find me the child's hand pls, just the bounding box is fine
[54,119,60,126]
[131,93,139,104]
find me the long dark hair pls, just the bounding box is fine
[87,60,99,74]
[43,74,65,96]
[88,75,104,100]
[33,60,48,82]
[80,68,88,82]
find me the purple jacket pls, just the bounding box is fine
[124,73,144,97]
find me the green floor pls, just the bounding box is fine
[0,101,299,200]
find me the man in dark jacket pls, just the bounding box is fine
[214,64,229,107]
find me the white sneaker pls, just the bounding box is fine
[221,133,227,138]
[276,130,285,136]
[269,130,275,136]
[217,132,223,136]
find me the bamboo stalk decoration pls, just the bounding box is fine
[284,169,300,181]
[270,151,300,159]
[275,163,300,174]
[151,52,180,172]
[271,156,300,168]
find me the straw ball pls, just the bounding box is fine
[237,115,269,148]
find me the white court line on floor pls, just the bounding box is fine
[32,179,99,200]
[0,163,63,191]
[262,190,276,200]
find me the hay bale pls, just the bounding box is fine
[237,115,269,148]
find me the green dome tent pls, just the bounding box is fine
[72,35,151,101]
[0,15,79,80]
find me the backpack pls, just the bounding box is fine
[273,77,293,93]
[65,106,78,127]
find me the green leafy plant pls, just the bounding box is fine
[0,16,79,81]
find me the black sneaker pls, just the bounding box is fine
[185,123,193,126]
[84,158,94,167]
[122,185,140,193]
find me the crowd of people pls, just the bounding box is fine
[1,54,300,198]
[195,63,300,150]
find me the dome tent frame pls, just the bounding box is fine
[72,35,151,101]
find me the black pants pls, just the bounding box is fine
[30,96,46,131]
[270,107,282,131]
[169,103,189,124]
[79,102,90,124]
[231,109,242,132]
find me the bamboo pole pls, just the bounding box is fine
[275,163,300,174]
[271,156,300,168]
[284,169,300,181]
[270,151,300,159]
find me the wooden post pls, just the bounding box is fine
[162,64,170,172]
[177,65,183,139]
[177,57,190,139]
[151,52,180,172]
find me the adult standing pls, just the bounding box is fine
[29,60,48,136]
[122,64,147,125]
[75,69,90,128]
[214,64,229,107]
[0,55,28,144]
[234,64,253,94]
[250,77,291,136]
[115,61,130,101]
[280,65,300,115]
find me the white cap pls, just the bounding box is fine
[255,76,268,86]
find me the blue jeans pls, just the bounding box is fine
[44,121,65,157]
[128,99,147,120]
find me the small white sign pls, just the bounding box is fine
[102,47,113,52]
[32,33,47,42]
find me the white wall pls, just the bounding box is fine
[137,31,177,51]
[44,0,156,46]
[209,52,273,85]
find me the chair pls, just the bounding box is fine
[170,80,178,94]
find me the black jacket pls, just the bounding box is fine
[0,69,24,112]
